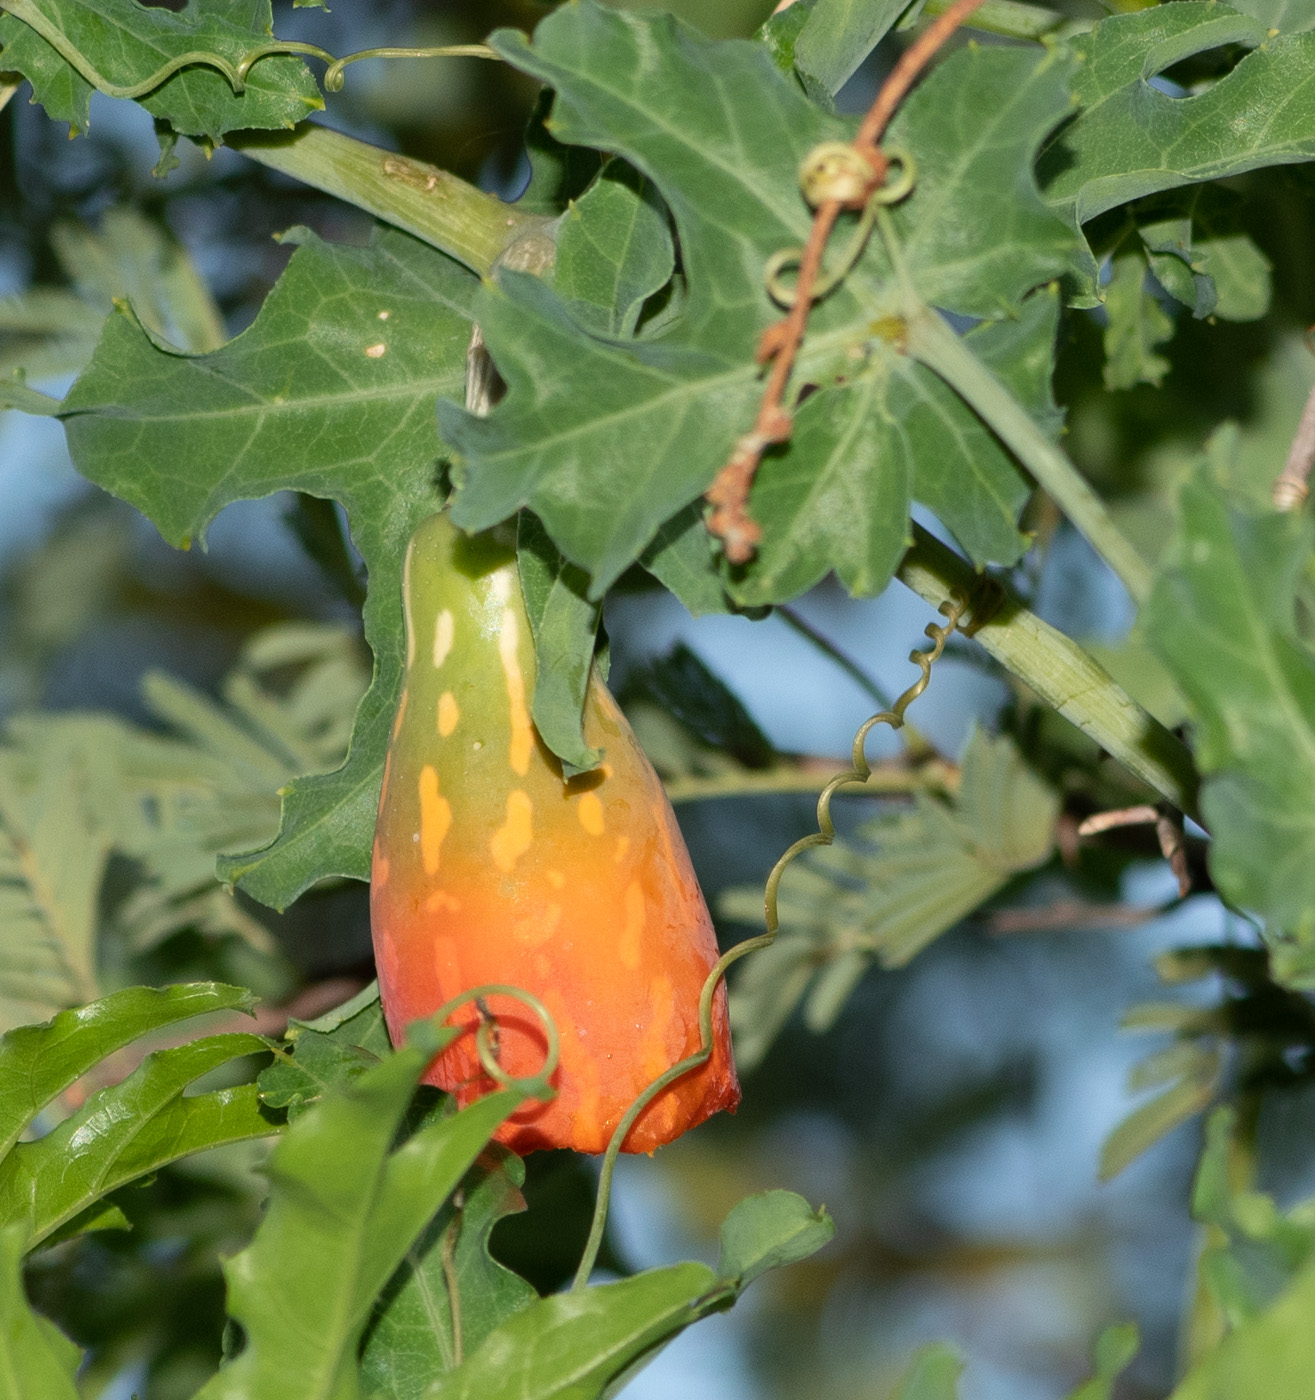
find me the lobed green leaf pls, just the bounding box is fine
[361,1149,537,1397]
[59,226,477,908]
[1146,475,1315,969]
[0,0,322,139]
[1041,5,1315,232]
[0,1032,274,1248]
[197,1028,523,1400]
[552,161,674,339]
[717,1189,834,1288]
[792,0,909,97]
[443,3,1081,601]
[427,1264,728,1400]
[0,982,255,1162]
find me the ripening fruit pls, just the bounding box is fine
[370,512,740,1154]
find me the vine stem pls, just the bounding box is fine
[903,301,1154,605]
[705,0,988,561]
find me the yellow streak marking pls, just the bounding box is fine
[577,791,605,837]
[498,609,534,777]
[437,691,460,737]
[613,836,630,865]
[643,973,677,1082]
[546,870,566,890]
[425,890,461,913]
[619,881,646,971]
[491,789,533,873]
[390,689,408,741]
[402,541,416,668]
[418,765,452,876]
[574,1057,603,1147]
[433,609,454,668]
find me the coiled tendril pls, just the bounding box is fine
[571,593,974,1291]
[422,982,560,1108]
[765,144,916,309]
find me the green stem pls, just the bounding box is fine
[228,124,549,278]
[906,305,1154,605]
[921,0,1068,40]
[898,523,1200,820]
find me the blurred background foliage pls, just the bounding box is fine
[5,1,1315,1398]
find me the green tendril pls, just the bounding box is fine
[571,593,970,1292]
[318,45,497,93]
[765,146,916,309]
[423,982,560,1106]
[0,2,498,104]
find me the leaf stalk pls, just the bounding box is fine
[897,524,1197,819]
[904,301,1154,605]
[229,125,545,278]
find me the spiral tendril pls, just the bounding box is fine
[765,147,915,309]
[571,593,971,1292]
[423,982,561,1107]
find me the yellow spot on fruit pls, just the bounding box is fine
[613,836,630,865]
[365,341,387,358]
[437,691,459,737]
[425,890,461,913]
[417,765,452,876]
[498,609,534,777]
[374,852,390,886]
[402,542,416,669]
[577,791,605,837]
[619,881,646,970]
[433,609,454,668]
[546,870,566,890]
[491,789,533,872]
